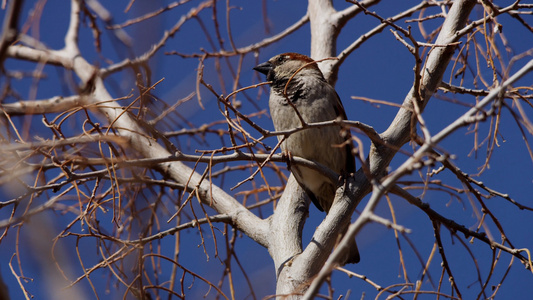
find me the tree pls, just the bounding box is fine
[1,0,532,299]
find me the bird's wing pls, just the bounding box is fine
[333,91,356,174]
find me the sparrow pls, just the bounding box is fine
[254,52,360,264]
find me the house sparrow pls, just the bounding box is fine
[254,52,360,264]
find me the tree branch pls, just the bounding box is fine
[303,0,479,297]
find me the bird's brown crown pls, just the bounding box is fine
[274,53,319,70]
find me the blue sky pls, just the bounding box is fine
[1,0,532,299]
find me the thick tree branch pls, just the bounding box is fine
[301,0,479,297]
[305,53,533,300]
[4,0,270,248]
[0,95,90,115]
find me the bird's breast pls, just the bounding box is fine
[269,92,346,173]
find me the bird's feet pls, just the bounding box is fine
[281,150,293,171]
[338,171,353,189]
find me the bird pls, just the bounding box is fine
[254,52,360,264]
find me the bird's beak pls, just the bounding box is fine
[253,61,272,75]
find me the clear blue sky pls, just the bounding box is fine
[1,0,532,299]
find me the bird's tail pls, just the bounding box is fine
[337,227,360,265]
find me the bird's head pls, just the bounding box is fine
[253,53,324,84]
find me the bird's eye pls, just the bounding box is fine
[277,56,285,62]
